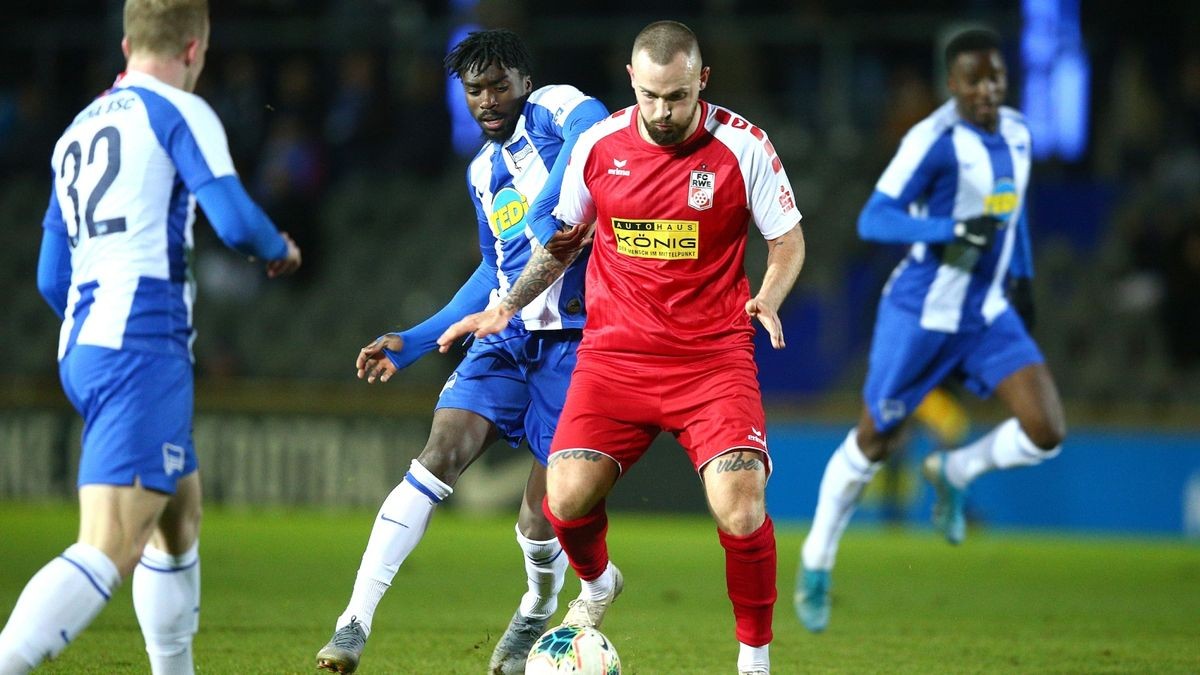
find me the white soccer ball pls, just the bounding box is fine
[524,624,621,675]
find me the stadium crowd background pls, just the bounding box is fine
[1,2,1198,427]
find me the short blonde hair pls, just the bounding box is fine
[124,0,208,56]
[632,20,700,66]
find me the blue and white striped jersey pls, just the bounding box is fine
[466,84,605,331]
[863,99,1034,334]
[44,70,282,360]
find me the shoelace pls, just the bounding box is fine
[331,619,364,648]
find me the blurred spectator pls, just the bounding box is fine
[1161,212,1200,372]
[254,113,325,283]
[324,51,389,176]
[388,51,451,177]
[208,53,268,171]
[254,57,326,283]
[0,81,56,172]
[1094,45,1165,181]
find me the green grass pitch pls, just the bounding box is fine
[1,503,1197,673]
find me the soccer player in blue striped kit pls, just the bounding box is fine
[0,1,302,673]
[314,30,607,674]
[795,28,1067,633]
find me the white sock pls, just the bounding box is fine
[801,429,881,571]
[133,542,200,675]
[944,418,1061,489]
[737,642,770,672]
[0,543,120,673]
[515,526,567,620]
[337,459,453,636]
[581,563,615,601]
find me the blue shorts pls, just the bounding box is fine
[59,345,197,493]
[863,301,1044,433]
[436,328,581,465]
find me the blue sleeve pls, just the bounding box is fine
[194,176,288,260]
[470,171,500,270]
[1009,209,1034,279]
[529,98,609,245]
[37,192,71,318]
[857,191,957,244]
[383,261,498,369]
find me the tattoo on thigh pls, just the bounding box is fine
[549,449,604,468]
[714,452,762,473]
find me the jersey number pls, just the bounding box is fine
[60,125,127,247]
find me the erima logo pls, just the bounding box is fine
[608,158,630,177]
[162,443,185,476]
[747,426,766,445]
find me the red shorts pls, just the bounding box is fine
[550,349,770,475]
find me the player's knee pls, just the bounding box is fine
[517,500,555,540]
[415,443,472,485]
[544,490,590,521]
[857,428,894,462]
[113,549,144,579]
[713,505,766,537]
[1023,416,1066,451]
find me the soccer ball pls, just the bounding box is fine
[524,624,621,675]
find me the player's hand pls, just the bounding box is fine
[436,307,513,353]
[267,232,302,278]
[544,222,593,262]
[357,333,403,383]
[1007,276,1035,331]
[746,297,786,349]
[953,216,1003,249]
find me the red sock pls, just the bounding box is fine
[543,497,609,581]
[718,515,777,646]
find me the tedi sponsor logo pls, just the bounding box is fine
[607,158,630,176]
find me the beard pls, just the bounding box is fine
[641,102,698,146]
[478,93,531,141]
[479,113,518,141]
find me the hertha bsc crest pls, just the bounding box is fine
[688,170,715,211]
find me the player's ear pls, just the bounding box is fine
[699,66,710,91]
[522,74,532,95]
[121,36,132,59]
[626,63,635,87]
[183,38,200,67]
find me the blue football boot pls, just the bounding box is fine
[794,568,831,633]
[923,451,967,545]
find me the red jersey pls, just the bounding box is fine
[554,100,801,358]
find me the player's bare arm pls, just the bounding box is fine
[745,223,806,350]
[436,225,589,352]
[356,333,404,383]
[500,223,591,312]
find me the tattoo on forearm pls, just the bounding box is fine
[548,449,605,468]
[500,244,568,312]
[714,452,763,473]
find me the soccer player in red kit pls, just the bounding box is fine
[439,20,805,675]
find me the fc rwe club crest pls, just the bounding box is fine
[688,170,715,211]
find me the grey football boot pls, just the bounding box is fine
[315,616,367,673]
[488,610,551,674]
